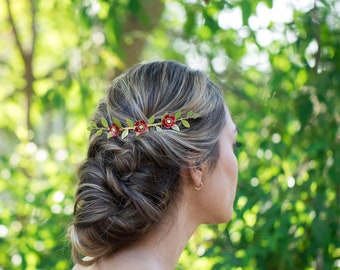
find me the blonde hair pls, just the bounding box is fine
[68,60,226,265]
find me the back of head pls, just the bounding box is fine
[68,60,226,265]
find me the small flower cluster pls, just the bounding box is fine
[88,111,199,139]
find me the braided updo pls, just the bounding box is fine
[68,60,226,265]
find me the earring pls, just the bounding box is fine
[194,181,203,191]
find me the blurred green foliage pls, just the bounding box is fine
[0,0,339,269]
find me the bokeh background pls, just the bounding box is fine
[0,0,339,269]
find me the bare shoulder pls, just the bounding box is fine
[72,264,90,270]
[72,262,95,270]
[72,256,97,270]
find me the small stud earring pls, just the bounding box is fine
[194,181,203,191]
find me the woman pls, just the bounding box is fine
[69,60,239,269]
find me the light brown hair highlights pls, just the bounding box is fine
[68,60,226,265]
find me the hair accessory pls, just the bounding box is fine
[88,111,199,139]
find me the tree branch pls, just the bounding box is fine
[30,0,37,55]
[311,3,321,73]
[120,0,164,69]
[5,0,36,131]
[5,0,26,61]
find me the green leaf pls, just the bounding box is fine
[101,117,109,128]
[184,9,196,37]
[112,117,122,128]
[175,111,182,119]
[192,113,199,119]
[107,132,113,139]
[181,119,190,128]
[187,111,193,117]
[148,115,155,124]
[121,129,129,139]
[265,0,273,8]
[87,126,93,131]
[126,118,134,127]
[95,129,103,136]
[156,126,163,132]
[241,1,252,26]
[171,124,180,131]
[128,0,141,14]
[90,121,97,128]
[161,112,169,120]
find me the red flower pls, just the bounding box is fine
[134,120,149,134]
[109,123,120,137]
[162,115,176,129]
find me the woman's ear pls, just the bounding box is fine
[188,166,203,188]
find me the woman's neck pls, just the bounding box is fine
[98,200,199,269]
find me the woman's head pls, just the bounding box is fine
[69,60,227,265]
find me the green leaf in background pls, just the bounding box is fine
[241,0,252,26]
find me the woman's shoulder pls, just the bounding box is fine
[72,257,96,270]
[72,264,93,270]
